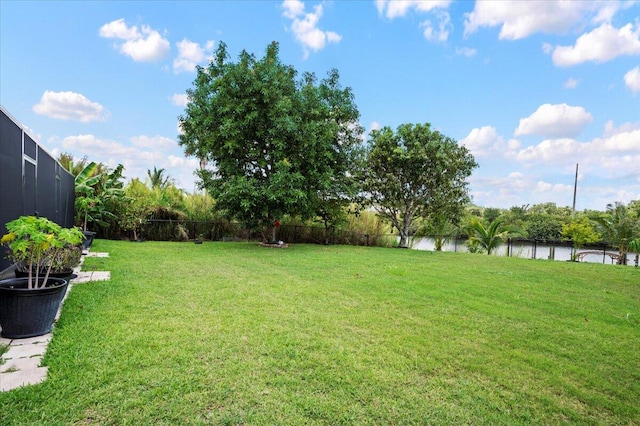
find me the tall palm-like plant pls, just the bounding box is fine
[466,218,519,255]
[74,162,125,232]
[58,152,91,177]
[74,162,102,231]
[593,202,638,265]
[420,213,458,251]
[147,167,173,190]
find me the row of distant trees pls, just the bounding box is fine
[58,151,640,263]
[56,41,640,262]
[439,202,640,264]
[178,41,477,247]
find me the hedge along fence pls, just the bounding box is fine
[122,219,393,247]
[276,224,392,247]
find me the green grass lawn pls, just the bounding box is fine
[1,240,639,425]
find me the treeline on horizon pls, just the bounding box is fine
[53,41,640,262]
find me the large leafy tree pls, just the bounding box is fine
[178,41,362,241]
[362,123,477,248]
[298,70,364,234]
[118,178,153,241]
[561,214,601,261]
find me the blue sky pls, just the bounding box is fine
[1,0,639,211]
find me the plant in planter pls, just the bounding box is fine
[0,216,84,338]
[74,162,124,249]
[74,161,102,249]
[9,244,82,282]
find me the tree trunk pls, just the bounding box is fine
[618,250,628,265]
[398,229,409,248]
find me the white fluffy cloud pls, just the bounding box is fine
[550,23,640,67]
[604,119,640,137]
[460,126,500,157]
[33,91,108,122]
[61,134,199,190]
[515,129,640,169]
[173,39,214,73]
[464,1,612,40]
[421,11,452,43]
[514,103,593,138]
[469,173,574,209]
[535,180,573,194]
[170,93,189,107]
[515,138,583,163]
[375,0,451,19]
[563,78,579,89]
[130,135,177,150]
[375,0,452,43]
[624,66,640,93]
[281,0,341,58]
[461,126,521,159]
[467,118,640,209]
[99,18,170,62]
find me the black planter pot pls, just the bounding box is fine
[15,269,75,281]
[0,277,69,339]
[82,231,96,250]
[14,270,75,298]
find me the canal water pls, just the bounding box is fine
[409,237,637,266]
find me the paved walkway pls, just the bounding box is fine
[0,252,111,392]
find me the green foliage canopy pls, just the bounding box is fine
[594,202,639,264]
[362,123,477,248]
[561,214,601,260]
[178,41,363,236]
[465,218,520,255]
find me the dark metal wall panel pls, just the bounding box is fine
[23,160,37,216]
[24,134,37,160]
[0,106,76,273]
[0,110,23,237]
[36,146,57,220]
[60,165,76,226]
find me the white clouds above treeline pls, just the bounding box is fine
[463,1,640,69]
[56,133,199,190]
[174,39,215,73]
[99,18,214,73]
[375,0,453,43]
[375,0,451,19]
[462,102,640,170]
[33,91,109,122]
[29,2,640,207]
[99,18,170,62]
[460,98,640,209]
[549,23,640,67]
[464,0,623,40]
[281,0,342,59]
[514,104,593,138]
[625,66,640,93]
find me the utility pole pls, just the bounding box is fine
[572,163,578,212]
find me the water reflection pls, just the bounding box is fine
[409,237,636,265]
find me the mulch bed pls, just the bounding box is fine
[258,242,289,249]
